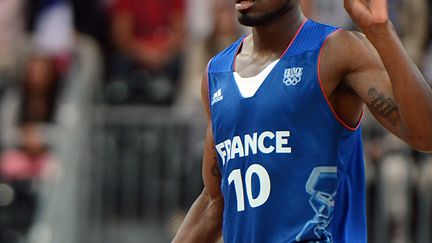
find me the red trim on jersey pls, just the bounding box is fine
[233,18,308,71]
[280,18,308,58]
[317,29,363,131]
[206,59,212,110]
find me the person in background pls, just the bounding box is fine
[0,122,56,181]
[0,0,29,88]
[19,54,62,123]
[0,122,57,243]
[300,0,353,28]
[415,2,432,242]
[178,0,244,117]
[108,0,186,105]
[0,53,63,150]
[420,0,432,85]
[26,0,75,75]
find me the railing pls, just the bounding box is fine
[89,105,206,243]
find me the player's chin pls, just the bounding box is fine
[237,13,263,26]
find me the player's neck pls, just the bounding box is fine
[251,8,305,56]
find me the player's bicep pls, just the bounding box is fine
[349,68,402,133]
[343,32,403,136]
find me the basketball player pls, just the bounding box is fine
[173,0,432,242]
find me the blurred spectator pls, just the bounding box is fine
[416,2,432,242]
[0,122,56,181]
[422,1,432,86]
[27,0,75,74]
[0,0,29,89]
[300,0,353,28]
[0,53,63,148]
[20,54,62,123]
[387,0,428,65]
[72,0,110,80]
[177,0,243,117]
[72,0,109,44]
[107,0,186,105]
[0,122,56,243]
[423,44,432,86]
[186,0,213,40]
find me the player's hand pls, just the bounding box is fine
[344,0,389,30]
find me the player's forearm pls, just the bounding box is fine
[173,189,223,243]
[363,22,432,151]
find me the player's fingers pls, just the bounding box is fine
[370,0,388,17]
[344,0,372,17]
[343,0,354,11]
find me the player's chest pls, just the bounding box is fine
[210,57,318,123]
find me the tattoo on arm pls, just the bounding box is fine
[368,88,400,126]
[211,152,221,177]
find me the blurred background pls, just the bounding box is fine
[0,0,430,243]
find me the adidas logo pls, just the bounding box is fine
[211,89,224,105]
[283,67,303,86]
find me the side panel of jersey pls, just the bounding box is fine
[208,20,367,243]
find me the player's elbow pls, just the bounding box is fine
[201,188,224,213]
[409,135,432,153]
[411,142,432,153]
[199,188,224,238]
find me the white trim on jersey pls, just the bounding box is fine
[233,59,280,98]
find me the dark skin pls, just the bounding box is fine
[173,0,432,242]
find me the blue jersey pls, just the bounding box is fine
[207,19,367,243]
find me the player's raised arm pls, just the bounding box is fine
[341,0,432,151]
[172,70,223,243]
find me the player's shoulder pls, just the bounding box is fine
[208,36,245,73]
[321,26,380,69]
[214,36,245,58]
[319,24,385,86]
[324,27,370,54]
[298,19,366,54]
[330,27,366,43]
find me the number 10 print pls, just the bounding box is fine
[228,164,271,212]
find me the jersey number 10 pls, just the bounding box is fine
[228,164,271,211]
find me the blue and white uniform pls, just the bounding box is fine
[207,19,367,243]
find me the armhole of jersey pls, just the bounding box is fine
[206,59,212,110]
[317,29,363,132]
[206,58,218,145]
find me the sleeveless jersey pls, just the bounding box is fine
[207,19,367,243]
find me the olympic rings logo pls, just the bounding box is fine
[283,75,302,86]
[283,67,303,86]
